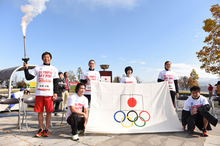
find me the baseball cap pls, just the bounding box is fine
[20,88,24,91]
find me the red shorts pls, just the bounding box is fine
[34,96,54,113]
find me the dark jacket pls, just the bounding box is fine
[57,79,66,97]
[182,104,218,131]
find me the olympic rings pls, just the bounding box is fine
[139,111,151,122]
[127,110,138,122]
[114,111,126,123]
[121,116,133,128]
[114,110,151,128]
[134,116,146,127]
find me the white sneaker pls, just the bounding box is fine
[71,134,79,141]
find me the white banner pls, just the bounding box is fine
[86,81,183,133]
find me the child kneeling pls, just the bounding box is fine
[182,86,218,136]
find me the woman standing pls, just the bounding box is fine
[120,66,137,84]
[157,61,179,106]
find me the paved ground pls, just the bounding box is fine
[0,100,220,146]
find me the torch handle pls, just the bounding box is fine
[22,58,29,63]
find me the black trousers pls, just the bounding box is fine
[54,102,60,110]
[54,96,62,110]
[186,113,204,131]
[67,113,85,135]
[84,95,91,104]
[170,91,176,107]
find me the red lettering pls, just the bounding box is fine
[164,75,174,80]
[39,71,52,78]
[74,103,84,111]
[191,104,202,110]
[125,81,133,84]
[39,79,51,83]
[90,75,96,80]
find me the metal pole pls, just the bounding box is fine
[24,36,26,58]
[22,36,29,63]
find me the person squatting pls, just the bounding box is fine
[182,86,218,136]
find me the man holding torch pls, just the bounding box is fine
[23,52,59,137]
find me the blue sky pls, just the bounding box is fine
[0,0,219,84]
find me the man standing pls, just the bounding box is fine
[54,72,66,115]
[23,52,59,137]
[62,72,70,109]
[66,83,88,141]
[80,60,100,104]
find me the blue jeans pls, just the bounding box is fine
[9,94,16,108]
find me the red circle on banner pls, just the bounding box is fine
[127,98,137,107]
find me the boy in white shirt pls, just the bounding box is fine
[182,86,218,136]
[66,83,89,141]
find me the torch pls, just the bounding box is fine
[22,22,29,63]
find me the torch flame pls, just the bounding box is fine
[21,21,27,36]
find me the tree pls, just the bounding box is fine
[0,79,5,88]
[113,76,121,83]
[178,76,190,90]
[196,4,220,75]
[190,69,199,81]
[76,67,82,82]
[68,70,77,82]
[190,69,199,86]
[5,79,9,87]
[17,80,27,88]
[0,79,4,84]
[188,76,194,87]
[194,80,199,87]
[12,74,19,87]
[134,76,142,84]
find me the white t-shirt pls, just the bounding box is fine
[183,95,209,113]
[158,70,178,92]
[66,93,89,120]
[30,64,59,96]
[120,76,137,84]
[80,70,101,95]
[13,91,23,99]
